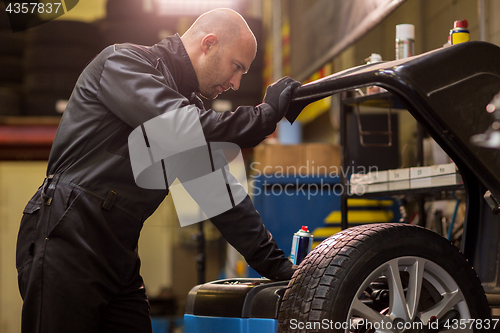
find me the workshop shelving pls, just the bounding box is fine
[339,90,464,230]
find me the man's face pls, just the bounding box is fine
[197,37,256,100]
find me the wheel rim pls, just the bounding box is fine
[347,256,471,333]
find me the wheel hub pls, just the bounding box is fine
[348,256,472,333]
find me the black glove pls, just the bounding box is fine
[273,262,297,281]
[264,76,301,120]
[285,99,311,124]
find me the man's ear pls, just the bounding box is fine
[201,34,218,54]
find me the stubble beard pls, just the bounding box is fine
[198,50,222,100]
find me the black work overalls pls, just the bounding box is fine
[16,34,294,333]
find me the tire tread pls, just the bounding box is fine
[278,223,489,333]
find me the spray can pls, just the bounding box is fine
[290,226,313,265]
[395,24,415,60]
[366,53,383,95]
[450,19,470,45]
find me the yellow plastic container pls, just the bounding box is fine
[450,20,470,45]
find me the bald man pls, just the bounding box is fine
[16,8,299,333]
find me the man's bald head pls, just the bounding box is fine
[181,8,257,100]
[182,8,256,52]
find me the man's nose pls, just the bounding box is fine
[229,73,242,91]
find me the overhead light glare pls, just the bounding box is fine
[155,0,243,16]
[472,91,500,149]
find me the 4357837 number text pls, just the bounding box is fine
[5,2,62,14]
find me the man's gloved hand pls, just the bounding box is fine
[264,76,301,120]
[269,261,297,281]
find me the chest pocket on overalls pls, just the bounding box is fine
[106,125,132,158]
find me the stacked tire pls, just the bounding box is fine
[23,20,101,116]
[97,0,163,48]
[0,3,25,116]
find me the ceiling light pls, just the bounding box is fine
[155,0,244,16]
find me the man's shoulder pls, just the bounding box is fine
[110,43,158,66]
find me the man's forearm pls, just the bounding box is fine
[209,195,294,280]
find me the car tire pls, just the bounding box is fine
[105,0,145,20]
[24,71,79,95]
[278,223,490,333]
[99,19,161,47]
[0,6,10,30]
[24,93,68,116]
[0,56,23,83]
[24,46,97,71]
[26,20,100,46]
[0,87,21,115]
[0,30,26,56]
